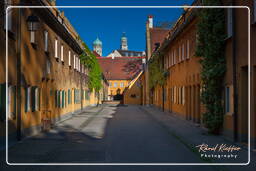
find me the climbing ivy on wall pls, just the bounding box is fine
[148,54,166,89]
[195,0,226,134]
[80,42,102,92]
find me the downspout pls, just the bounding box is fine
[232,7,238,142]
[16,6,22,141]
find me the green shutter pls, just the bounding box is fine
[62,91,65,108]
[0,84,6,121]
[55,90,58,108]
[57,91,60,108]
[74,89,76,104]
[68,90,70,104]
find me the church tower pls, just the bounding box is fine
[93,37,102,56]
[120,32,128,50]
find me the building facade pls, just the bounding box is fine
[144,0,256,149]
[0,0,103,146]
[98,57,144,101]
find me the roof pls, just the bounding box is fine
[149,28,169,54]
[116,49,145,57]
[97,57,144,80]
[93,38,102,46]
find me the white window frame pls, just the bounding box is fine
[61,45,64,62]
[30,31,35,43]
[73,55,76,69]
[182,86,185,105]
[54,39,58,58]
[44,31,48,52]
[26,87,31,112]
[35,87,39,111]
[46,59,51,74]
[227,8,233,38]
[120,82,124,87]
[114,83,118,88]
[68,51,71,66]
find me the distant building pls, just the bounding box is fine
[93,37,102,56]
[97,57,144,100]
[107,32,145,58]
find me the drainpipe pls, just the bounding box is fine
[232,7,238,142]
[16,6,22,141]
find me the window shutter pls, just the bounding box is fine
[55,90,58,107]
[31,86,36,112]
[0,84,6,121]
[62,91,65,108]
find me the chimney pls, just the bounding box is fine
[148,15,153,28]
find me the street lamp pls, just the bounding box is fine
[26,15,39,44]
[26,15,39,31]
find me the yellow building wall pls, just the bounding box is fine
[108,80,130,96]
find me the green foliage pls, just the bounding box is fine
[148,54,166,89]
[195,0,226,134]
[80,42,102,92]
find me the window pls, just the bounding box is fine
[68,89,71,104]
[182,86,185,105]
[0,84,6,121]
[78,59,80,72]
[4,0,12,31]
[114,83,118,87]
[174,86,176,104]
[44,31,48,52]
[54,39,58,58]
[30,31,35,43]
[182,43,185,61]
[227,8,233,37]
[46,59,51,74]
[73,55,76,69]
[8,85,15,119]
[187,40,190,59]
[109,82,112,87]
[61,45,64,62]
[31,87,39,112]
[25,87,31,112]
[225,86,230,113]
[120,82,124,87]
[254,0,256,23]
[62,91,65,108]
[60,90,62,107]
[174,50,176,64]
[68,51,71,66]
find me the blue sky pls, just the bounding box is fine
[56,0,194,56]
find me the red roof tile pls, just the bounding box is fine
[98,57,144,80]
